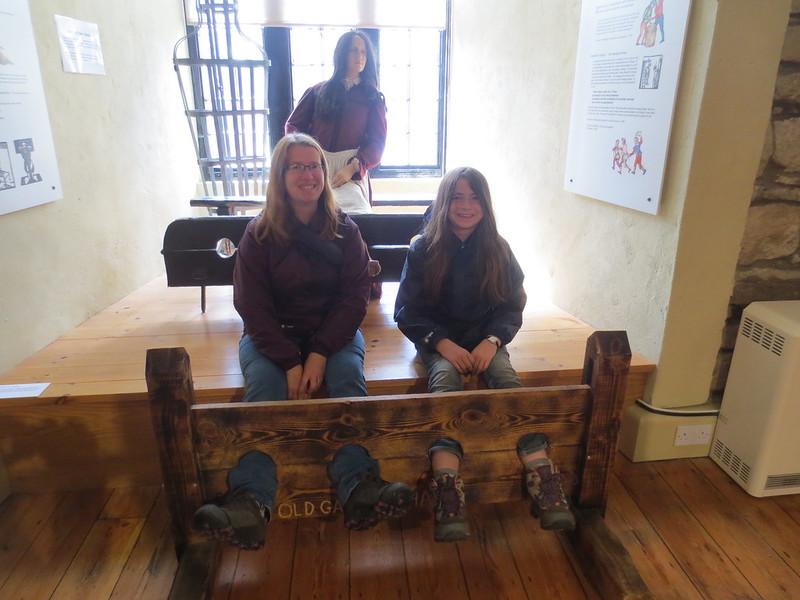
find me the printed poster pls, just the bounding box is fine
[54,14,106,75]
[0,0,62,216]
[564,0,691,214]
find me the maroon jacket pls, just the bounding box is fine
[285,81,387,179]
[233,213,370,370]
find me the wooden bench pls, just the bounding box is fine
[161,213,425,311]
[146,331,652,599]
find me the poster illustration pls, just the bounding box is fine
[564,0,691,214]
[0,0,62,216]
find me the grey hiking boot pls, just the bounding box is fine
[524,459,576,531]
[343,475,414,531]
[193,492,269,550]
[429,470,470,542]
[517,433,575,531]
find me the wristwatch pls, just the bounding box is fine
[422,330,435,348]
[486,335,502,348]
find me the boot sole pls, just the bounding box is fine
[193,504,266,549]
[374,482,414,519]
[434,520,471,542]
[344,482,414,530]
[540,515,577,531]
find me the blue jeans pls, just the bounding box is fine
[327,438,463,505]
[227,451,278,517]
[327,444,381,504]
[416,345,521,393]
[239,330,367,402]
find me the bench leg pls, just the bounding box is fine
[168,540,220,600]
[560,509,652,599]
[201,286,206,314]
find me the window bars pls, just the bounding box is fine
[174,1,269,202]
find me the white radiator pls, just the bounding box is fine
[711,301,800,497]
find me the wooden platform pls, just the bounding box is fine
[0,277,654,493]
[2,455,799,599]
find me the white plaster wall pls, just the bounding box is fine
[648,0,790,406]
[0,1,197,373]
[447,0,788,407]
[447,0,716,363]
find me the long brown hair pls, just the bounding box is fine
[316,30,380,121]
[423,167,512,305]
[255,133,338,245]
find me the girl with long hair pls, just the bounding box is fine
[395,167,575,541]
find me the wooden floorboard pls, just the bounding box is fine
[0,278,654,395]
[212,544,240,600]
[2,459,800,598]
[692,458,800,577]
[654,459,800,598]
[0,492,63,589]
[456,504,529,600]
[109,491,178,600]
[290,517,350,600]
[50,516,145,600]
[615,457,761,600]
[401,513,470,599]
[498,500,587,599]
[604,475,701,599]
[349,520,409,600]
[0,489,110,599]
[228,518,298,600]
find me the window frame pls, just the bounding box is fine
[188,22,448,181]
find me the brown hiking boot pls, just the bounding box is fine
[343,475,414,531]
[193,492,269,550]
[429,470,470,542]
[525,459,576,531]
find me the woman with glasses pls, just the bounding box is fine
[235,132,371,403]
[192,134,415,550]
[285,30,386,216]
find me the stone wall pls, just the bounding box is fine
[710,11,800,401]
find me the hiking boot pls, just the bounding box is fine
[524,459,576,531]
[193,492,268,550]
[343,475,414,531]
[429,470,470,542]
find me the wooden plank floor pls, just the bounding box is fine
[0,276,654,399]
[2,455,799,599]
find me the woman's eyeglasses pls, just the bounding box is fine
[285,163,322,173]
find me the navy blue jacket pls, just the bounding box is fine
[394,233,526,351]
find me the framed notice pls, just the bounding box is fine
[564,0,691,214]
[0,0,62,216]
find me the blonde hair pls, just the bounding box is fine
[255,133,338,244]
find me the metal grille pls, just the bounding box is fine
[740,316,786,357]
[174,1,270,202]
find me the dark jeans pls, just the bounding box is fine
[227,451,278,516]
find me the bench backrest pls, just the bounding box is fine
[161,213,425,288]
[146,331,631,548]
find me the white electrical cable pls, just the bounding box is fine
[635,398,720,417]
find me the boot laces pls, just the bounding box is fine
[434,474,463,517]
[538,469,566,507]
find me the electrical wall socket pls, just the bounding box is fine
[674,424,713,446]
